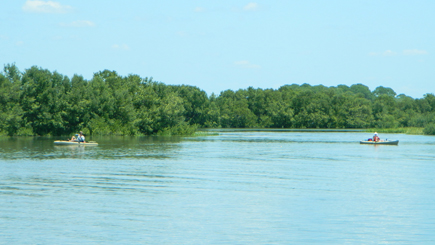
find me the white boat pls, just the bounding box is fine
[360,140,399,145]
[54,140,98,146]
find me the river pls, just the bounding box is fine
[1,131,435,244]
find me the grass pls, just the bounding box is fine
[363,127,424,135]
[193,131,220,136]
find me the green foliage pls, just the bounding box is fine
[157,122,198,136]
[16,126,34,136]
[193,131,219,136]
[217,89,257,128]
[373,86,397,97]
[365,127,424,135]
[1,64,435,136]
[87,117,112,135]
[423,123,435,135]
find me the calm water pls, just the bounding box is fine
[1,132,435,244]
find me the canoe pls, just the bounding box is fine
[54,140,98,146]
[360,140,399,145]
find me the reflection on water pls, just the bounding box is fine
[1,132,435,244]
[0,136,183,160]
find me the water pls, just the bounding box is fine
[1,132,435,244]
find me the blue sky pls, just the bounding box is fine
[1,1,433,98]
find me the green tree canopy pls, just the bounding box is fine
[1,64,435,136]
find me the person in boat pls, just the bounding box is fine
[70,131,86,143]
[373,132,380,142]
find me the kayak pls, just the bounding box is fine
[54,140,98,146]
[360,140,399,145]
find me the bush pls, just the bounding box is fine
[157,122,198,136]
[16,127,34,136]
[87,117,111,135]
[423,123,435,135]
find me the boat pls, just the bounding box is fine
[54,140,98,146]
[360,140,399,145]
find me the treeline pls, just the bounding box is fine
[1,64,435,136]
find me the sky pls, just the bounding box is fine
[1,0,434,98]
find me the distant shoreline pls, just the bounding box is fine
[199,128,365,132]
[199,128,425,134]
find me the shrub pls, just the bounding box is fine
[423,123,435,135]
[157,122,198,136]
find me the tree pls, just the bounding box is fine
[350,84,374,100]
[0,66,25,135]
[216,89,257,128]
[20,66,70,135]
[3,64,435,136]
[373,86,396,97]
[372,94,398,128]
[174,85,209,125]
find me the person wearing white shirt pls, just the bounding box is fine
[70,131,85,142]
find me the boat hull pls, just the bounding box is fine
[360,140,399,145]
[54,140,98,146]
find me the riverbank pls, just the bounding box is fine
[200,127,426,135]
[363,127,424,135]
[0,127,428,137]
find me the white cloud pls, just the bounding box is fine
[383,50,396,56]
[112,44,130,50]
[369,50,397,56]
[15,41,24,46]
[403,49,428,55]
[234,60,261,69]
[59,20,95,27]
[194,7,206,12]
[243,2,259,11]
[22,0,73,14]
